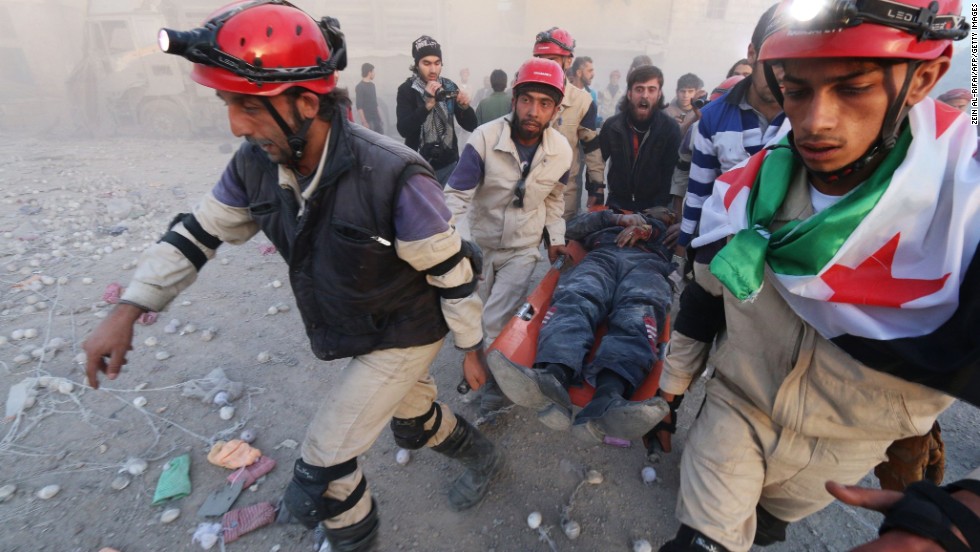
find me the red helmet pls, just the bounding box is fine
[161,0,345,96]
[533,27,575,57]
[514,58,566,101]
[709,75,744,101]
[760,0,969,62]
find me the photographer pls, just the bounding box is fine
[396,35,478,185]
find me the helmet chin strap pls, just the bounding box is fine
[259,96,314,164]
[763,60,919,184]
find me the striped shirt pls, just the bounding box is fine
[678,78,787,247]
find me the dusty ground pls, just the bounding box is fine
[0,135,978,552]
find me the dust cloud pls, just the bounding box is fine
[0,0,972,139]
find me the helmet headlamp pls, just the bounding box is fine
[782,0,968,40]
[158,0,347,87]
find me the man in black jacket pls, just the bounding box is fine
[83,5,497,552]
[396,35,478,185]
[595,65,681,243]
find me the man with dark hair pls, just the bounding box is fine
[84,5,499,551]
[676,4,785,254]
[593,65,681,219]
[475,69,512,125]
[660,0,978,550]
[533,27,604,219]
[664,73,704,129]
[396,35,478,186]
[570,56,596,95]
[355,62,383,133]
[445,58,573,417]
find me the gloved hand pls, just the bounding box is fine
[874,421,945,492]
[644,392,684,454]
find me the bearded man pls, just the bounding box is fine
[595,65,681,246]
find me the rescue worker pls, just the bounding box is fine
[445,58,573,416]
[488,208,675,443]
[82,3,500,550]
[659,1,979,550]
[532,27,604,220]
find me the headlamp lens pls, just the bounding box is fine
[158,28,172,52]
[788,0,827,22]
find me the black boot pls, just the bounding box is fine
[312,498,380,552]
[432,416,503,511]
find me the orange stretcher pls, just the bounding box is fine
[485,239,670,408]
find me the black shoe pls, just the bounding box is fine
[312,498,380,552]
[572,394,669,444]
[486,350,572,430]
[431,416,503,511]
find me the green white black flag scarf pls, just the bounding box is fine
[693,98,980,340]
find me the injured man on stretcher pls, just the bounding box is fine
[489,207,675,443]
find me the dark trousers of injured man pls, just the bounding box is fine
[534,246,672,389]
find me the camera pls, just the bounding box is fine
[693,98,708,109]
[435,89,459,102]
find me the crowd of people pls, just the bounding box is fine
[84,1,978,551]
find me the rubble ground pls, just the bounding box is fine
[1,136,978,551]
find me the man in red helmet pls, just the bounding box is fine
[81,2,500,550]
[659,1,979,551]
[532,27,604,220]
[444,58,573,416]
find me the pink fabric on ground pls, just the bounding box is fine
[227,456,277,489]
[222,501,276,543]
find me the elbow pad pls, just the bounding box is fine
[158,213,222,271]
[432,240,483,299]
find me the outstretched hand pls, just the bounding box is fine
[83,303,144,389]
[826,481,945,552]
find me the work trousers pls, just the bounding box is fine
[301,339,456,529]
[535,247,672,389]
[677,377,893,551]
[481,246,540,344]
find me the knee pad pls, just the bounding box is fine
[390,403,443,450]
[283,458,367,529]
[754,505,789,546]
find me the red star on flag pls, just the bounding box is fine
[820,233,950,307]
[722,150,767,209]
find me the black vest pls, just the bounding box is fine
[232,117,449,360]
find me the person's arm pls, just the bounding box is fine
[544,169,570,262]
[578,101,605,185]
[670,123,697,216]
[396,82,431,140]
[677,121,721,250]
[85,157,260,388]
[393,173,487,388]
[565,210,620,241]
[454,96,478,132]
[827,469,980,551]
[443,133,486,223]
[357,108,368,128]
[660,123,683,247]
